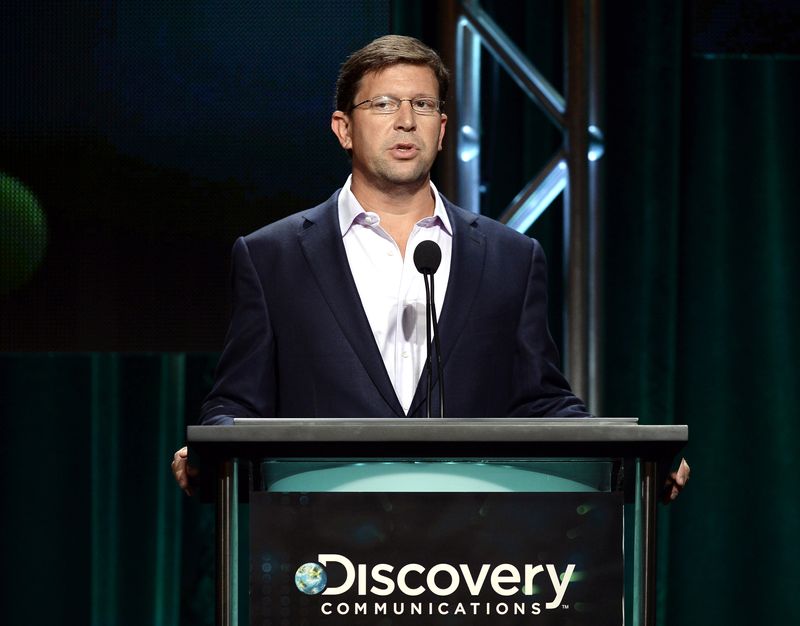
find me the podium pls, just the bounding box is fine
[188,418,687,626]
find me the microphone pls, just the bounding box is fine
[413,240,444,419]
[413,240,441,275]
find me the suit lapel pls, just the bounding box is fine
[297,195,405,417]
[408,200,486,416]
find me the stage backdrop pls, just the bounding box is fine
[2,2,799,626]
[0,0,390,350]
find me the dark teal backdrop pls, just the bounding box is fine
[2,1,799,625]
[602,3,800,624]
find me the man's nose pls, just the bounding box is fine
[393,100,417,131]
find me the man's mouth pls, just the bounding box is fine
[390,142,419,157]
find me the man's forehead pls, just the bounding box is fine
[356,64,439,94]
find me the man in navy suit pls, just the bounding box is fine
[174,35,690,500]
[172,35,601,494]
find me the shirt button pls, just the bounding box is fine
[402,351,409,358]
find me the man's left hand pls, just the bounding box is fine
[663,457,690,504]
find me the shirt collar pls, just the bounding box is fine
[337,174,453,237]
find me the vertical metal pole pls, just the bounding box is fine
[564,0,590,401]
[437,0,459,201]
[216,460,234,626]
[641,461,658,626]
[456,14,482,213]
[587,0,604,415]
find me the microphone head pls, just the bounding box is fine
[413,240,442,275]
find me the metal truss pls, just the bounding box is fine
[455,0,604,411]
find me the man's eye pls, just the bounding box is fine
[414,99,436,110]
[373,99,394,110]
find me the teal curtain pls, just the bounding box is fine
[603,3,800,626]
[0,354,217,625]
[665,53,800,626]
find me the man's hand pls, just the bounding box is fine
[663,457,690,504]
[172,446,199,496]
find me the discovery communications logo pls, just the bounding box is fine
[294,554,576,618]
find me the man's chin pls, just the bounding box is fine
[375,165,431,188]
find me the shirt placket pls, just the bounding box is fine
[399,224,431,412]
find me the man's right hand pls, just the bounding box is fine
[172,446,199,496]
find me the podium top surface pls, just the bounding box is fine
[187,418,687,461]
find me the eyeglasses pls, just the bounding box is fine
[350,95,444,115]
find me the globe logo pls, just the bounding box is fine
[295,562,327,595]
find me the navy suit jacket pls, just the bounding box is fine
[200,191,588,424]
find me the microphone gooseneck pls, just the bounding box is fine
[414,241,445,419]
[429,275,444,419]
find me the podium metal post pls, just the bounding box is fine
[641,460,659,626]
[215,460,237,626]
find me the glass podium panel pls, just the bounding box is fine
[258,458,618,493]
[245,457,628,625]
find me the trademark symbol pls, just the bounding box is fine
[562,604,569,610]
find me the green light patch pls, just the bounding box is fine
[0,172,48,295]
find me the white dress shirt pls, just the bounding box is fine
[338,175,452,414]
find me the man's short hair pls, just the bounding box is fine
[334,35,450,112]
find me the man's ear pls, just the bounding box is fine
[331,111,352,150]
[437,113,447,151]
